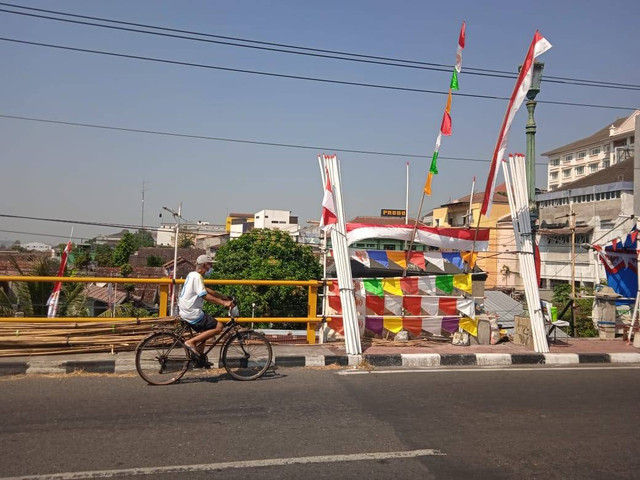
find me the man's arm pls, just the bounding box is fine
[203,289,233,308]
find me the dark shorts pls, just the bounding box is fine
[190,313,219,333]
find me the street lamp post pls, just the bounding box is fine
[524,61,545,207]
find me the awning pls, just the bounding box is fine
[538,227,593,235]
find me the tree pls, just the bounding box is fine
[207,229,321,328]
[178,232,195,248]
[147,255,164,267]
[94,244,114,266]
[111,232,137,266]
[552,283,596,337]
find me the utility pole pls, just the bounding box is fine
[163,203,183,317]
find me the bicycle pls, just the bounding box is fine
[135,303,273,385]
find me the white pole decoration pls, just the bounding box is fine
[319,154,362,355]
[502,154,549,353]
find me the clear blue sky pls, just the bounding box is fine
[1,0,638,245]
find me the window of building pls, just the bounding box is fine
[562,169,572,178]
[589,163,598,173]
[383,244,396,251]
[603,144,610,153]
[576,166,584,176]
[550,171,558,180]
[590,147,600,155]
[550,158,560,166]
[603,159,610,168]
[563,154,573,163]
[577,151,586,159]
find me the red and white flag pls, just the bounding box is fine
[47,241,72,318]
[319,169,338,231]
[481,31,552,216]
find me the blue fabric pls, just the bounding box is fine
[367,250,389,268]
[442,252,464,269]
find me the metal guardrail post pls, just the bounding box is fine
[159,284,169,318]
[307,284,318,344]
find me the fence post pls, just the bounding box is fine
[159,284,169,317]
[306,283,318,344]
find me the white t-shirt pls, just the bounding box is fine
[178,271,207,322]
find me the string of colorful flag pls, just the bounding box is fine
[324,275,478,337]
[349,249,469,272]
[328,316,479,338]
[424,21,465,196]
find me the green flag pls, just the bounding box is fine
[429,150,439,174]
[450,69,459,91]
[363,278,384,297]
[435,275,453,294]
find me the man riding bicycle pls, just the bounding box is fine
[178,254,234,359]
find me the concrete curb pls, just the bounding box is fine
[2,352,640,377]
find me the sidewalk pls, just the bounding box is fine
[1,338,639,376]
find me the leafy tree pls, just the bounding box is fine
[206,229,321,328]
[146,255,164,267]
[178,232,195,248]
[94,244,114,266]
[133,230,155,248]
[111,232,137,266]
[552,283,596,337]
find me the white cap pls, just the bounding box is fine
[196,254,213,265]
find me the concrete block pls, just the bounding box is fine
[544,353,579,364]
[609,353,640,363]
[305,355,325,367]
[475,353,512,366]
[401,354,441,367]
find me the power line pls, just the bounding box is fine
[0,113,555,166]
[1,2,639,91]
[1,37,636,111]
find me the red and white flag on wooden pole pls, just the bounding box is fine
[319,169,338,231]
[480,31,552,217]
[47,241,72,318]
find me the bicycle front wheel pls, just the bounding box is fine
[222,331,273,381]
[135,332,190,385]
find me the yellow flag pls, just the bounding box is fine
[459,317,478,336]
[424,173,433,195]
[382,278,403,295]
[461,251,478,268]
[384,317,403,333]
[453,274,472,293]
[445,90,452,113]
[386,252,407,269]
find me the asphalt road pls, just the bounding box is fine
[1,366,639,479]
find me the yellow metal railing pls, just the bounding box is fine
[0,276,322,344]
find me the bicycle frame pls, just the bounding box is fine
[173,317,245,363]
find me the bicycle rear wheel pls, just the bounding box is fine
[135,332,191,385]
[222,331,272,381]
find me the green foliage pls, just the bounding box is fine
[178,232,195,248]
[94,244,114,266]
[206,229,322,328]
[72,249,92,270]
[119,263,133,277]
[97,302,151,318]
[146,255,164,267]
[552,283,597,337]
[111,230,156,266]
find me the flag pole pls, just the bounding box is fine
[404,21,466,276]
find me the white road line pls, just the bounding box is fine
[0,449,445,480]
[337,366,640,375]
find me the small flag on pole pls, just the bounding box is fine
[47,241,72,318]
[319,169,338,231]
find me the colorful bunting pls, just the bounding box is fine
[439,297,458,316]
[424,252,445,271]
[459,317,478,336]
[329,317,344,334]
[382,278,403,296]
[366,295,385,315]
[400,276,419,295]
[353,250,371,268]
[408,252,426,271]
[436,275,453,293]
[364,278,383,297]
[368,250,389,267]
[366,317,384,335]
[453,274,472,293]
[441,316,461,333]
[403,318,422,337]
[384,295,403,315]
[422,317,443,335]
[421,297,440,316]
[386,251,407,269]
[403,296,422,316]
[384,317,403,333]
[425,21,466,196]
[418,276,437,294]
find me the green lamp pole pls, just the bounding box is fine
[524,61,545,206]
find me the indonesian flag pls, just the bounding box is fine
[346,223,490,251]
[319,169,338,231]
[480,31,552,216]
[47,241,72,318]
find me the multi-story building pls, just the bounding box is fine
[536,158,634,289]
[228,210,300,239]
[543,110,638,191]
[156,221,226,247]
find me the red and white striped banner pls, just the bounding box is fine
[47,241,72,318]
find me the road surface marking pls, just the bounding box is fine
[338,365,640,375]
[0,449,445,480]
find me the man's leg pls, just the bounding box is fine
[185,323,223,354]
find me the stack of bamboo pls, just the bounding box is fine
[0,317,175,357]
